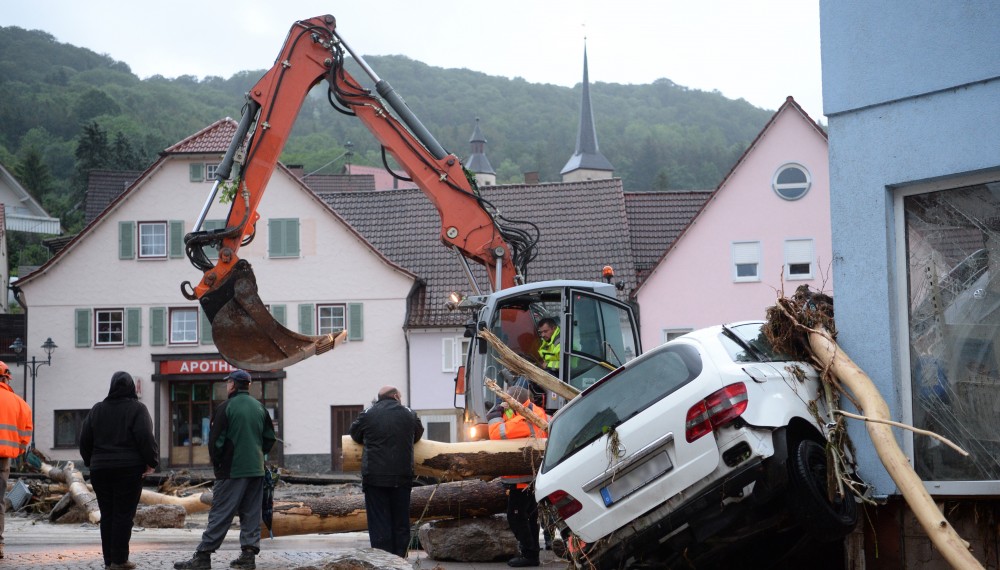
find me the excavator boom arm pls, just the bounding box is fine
[183,14,519,370]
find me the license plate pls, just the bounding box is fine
[600,451,673,506]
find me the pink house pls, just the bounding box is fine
[634,97,832,348]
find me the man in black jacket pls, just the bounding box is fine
[349,385,424,558]
[175,370,275,570]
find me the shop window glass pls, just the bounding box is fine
[905,179,1000,481]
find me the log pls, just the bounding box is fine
[766,286,983,570]
[342,436,546,480]
[38,461,100,524]
[140,489,212,513]
[262,478,506,538]
[41,479,214,515]
[479,329,579,401]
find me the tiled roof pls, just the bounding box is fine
[625,190,712,283]
[300,174,376,193]
[85,170,143,224]
[320,178,636,327]
[164,118,238,154]
[343,164,419,191]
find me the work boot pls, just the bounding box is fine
[230,548,256,569]
[507,555,540,567]
[174,550,212,569]
[109,563,137,570]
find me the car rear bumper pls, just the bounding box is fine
[575,427,793,568]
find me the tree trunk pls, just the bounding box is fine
[808,330,983,570]
[38,461,100,524]
[765,286,982,569]
[341,436,546,480]
[262,479,506,538]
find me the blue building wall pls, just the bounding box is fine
[820,0,1000,495]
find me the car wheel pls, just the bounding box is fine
[788,439,858,540]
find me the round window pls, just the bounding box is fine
[772,164,811,200]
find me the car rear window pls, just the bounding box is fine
[542,343,702,471]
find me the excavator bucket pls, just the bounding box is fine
[200,260,346,371]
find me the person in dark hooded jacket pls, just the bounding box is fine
[80,371,158,570]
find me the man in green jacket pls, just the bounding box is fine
[537,317,561,374]
[176,370,275,570]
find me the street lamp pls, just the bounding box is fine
[8,337,57,446]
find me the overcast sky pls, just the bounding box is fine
[4,1,825,117]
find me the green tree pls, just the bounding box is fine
[111,132,142,170]
[71,121,110,198]
[14,147,53,199]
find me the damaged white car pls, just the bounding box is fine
[534,321,858,568]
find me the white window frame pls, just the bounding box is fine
[95,308,125,346]
[417,412,457,443]
[661,328,693,344]
[317,304,346,335]
[784,238,815,280]
[732,241,761,282]
[138,221,167,259]
[442,336,471,373]
[169,307,199,345]
[772,163,812,201]
[205,163,219,180]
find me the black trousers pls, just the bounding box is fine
[363,485,411,557]
[507,485,540,558]
[90,466,145,566]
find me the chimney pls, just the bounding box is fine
[524,172,540,185]
[286,164,305,178]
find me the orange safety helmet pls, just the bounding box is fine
[0,360,9,381]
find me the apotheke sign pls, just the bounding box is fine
[160,359,236,375]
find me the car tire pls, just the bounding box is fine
[788,439,858,540]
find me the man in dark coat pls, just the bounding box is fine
[349,385,424,558]
[175,370,275,570]
[80,371,159,570]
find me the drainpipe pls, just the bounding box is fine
[10,285,28,401]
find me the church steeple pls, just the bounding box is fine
[561,42,614,182]
[464,118,496,186]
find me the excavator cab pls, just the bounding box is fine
[462,280,641,439]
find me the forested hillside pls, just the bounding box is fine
[0,24,775,242]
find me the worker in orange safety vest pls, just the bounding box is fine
[488,384,548,568]
[0,360,32,560]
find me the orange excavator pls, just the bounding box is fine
[181,14,641,430]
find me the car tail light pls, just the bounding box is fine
[546,489,583,520]
[685,383,749,442]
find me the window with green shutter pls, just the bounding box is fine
[270,304,287,326]
[149,307,167,346]
[126,307,142,346]
[268,218,300,258]
[190,163,205,182]
[200,309,213,345]
[298,304,314,335]
[119,222,135,259]
[169,220,185,258]
[75,309,91,347]
[348,303,364,341]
